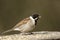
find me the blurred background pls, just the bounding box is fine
[0,0,60,33]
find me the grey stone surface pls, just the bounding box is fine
[0,31,60,40]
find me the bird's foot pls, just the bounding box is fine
[20,32,33,35]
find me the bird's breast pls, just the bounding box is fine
[20,20,35,32]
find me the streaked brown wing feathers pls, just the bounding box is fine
[14,17,30,28]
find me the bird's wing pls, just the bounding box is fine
[1,17,30,34]
[13,17,30,29]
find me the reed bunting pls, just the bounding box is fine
[2,13,41,34]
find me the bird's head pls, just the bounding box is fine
[31,13,41,21]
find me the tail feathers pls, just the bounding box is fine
[1,29,13,34]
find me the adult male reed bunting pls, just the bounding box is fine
[1,13,41,34]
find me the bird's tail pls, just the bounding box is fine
[1,29,13,34]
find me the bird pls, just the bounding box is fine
[1,13,41,34]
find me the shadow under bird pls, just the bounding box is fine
[1,13,41,34]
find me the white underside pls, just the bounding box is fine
[14,16,35,32]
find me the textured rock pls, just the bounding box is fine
[0,31,60,40]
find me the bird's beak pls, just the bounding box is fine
[39,16,41,18]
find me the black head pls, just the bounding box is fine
[31,13,41,25]
[31,14,40,20]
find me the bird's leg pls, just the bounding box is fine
[20,32,33,35]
